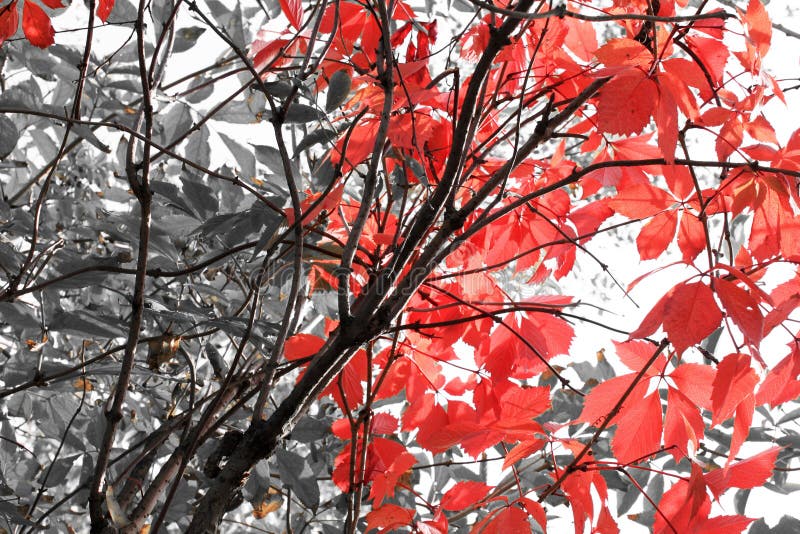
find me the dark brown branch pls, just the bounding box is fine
[89,0,157,528]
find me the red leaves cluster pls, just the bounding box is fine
[0,0,115,49]
[407,381,551,457]
[291,0,793,531]
[632,281,722,356]
[594,37,701,162]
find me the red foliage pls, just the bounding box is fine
[11,0,798,531]
[21,0,54,48]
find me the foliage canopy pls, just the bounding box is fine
[0,0,799,532]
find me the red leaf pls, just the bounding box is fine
[669,363,716,410]
[563,16,597,62]
[662,282,723,355]
[613,339,664,374]
[519,498,547,533]
[477,312,572,380]
[661,57,709,98]
[284,333,325,360]
[710,353,759,426]
[416,510,448,534]
[369,450,417,505]
[705,447,780,497]
[39,0,62,8]
[695,515,754,534]
[657,69,700,121]
[422,421,495,456]
[366,504,415,533]
[96,0,115,22]
[495,384,551,427]
[608,183,675,219]
[716,116,744,161]
[741,143,778,162]
[481,506,531,534]
[333,438,411,500]
[279,0,303,30]
[653,465,710,534]
[0,2,19,45]
[686,35,729,85]
[594,38,651,67]
[743,0,771,56]
[502,439,546,469]
[629,287,671,340]
[403,393,449,453]
[440,481,492,511]
[402,392,437,431]
[636,211,678,260]
[562,470,608,534]
[700,106,734,127]
[21,0,54,48]
[635,282,729,352]
[664,387,704,459]
[330,417,350,440]
[677,212,706,264]
[655,85,679,162]
[593,506,619,534]
[597,71,658,135]
[756,346,800,407]
[730,393,754,463]
[577,374,638,426]
[252,37,294,71]
[370,412,398,435]
[570,200,614,242]
[715,278,764,346]
[611,389,663,464]
[744,114,778,145]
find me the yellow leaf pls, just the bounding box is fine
[252,496,282,519]
[147,335,182,370]
[73,378,93,392]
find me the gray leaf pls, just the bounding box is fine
[217,92,266,124]
[106,0,137,24]
[0,115,19,159]
[218,132,256,181]
[252,144,284,174]
[282,103,325,124]
[70,124,111,153]
[29,129,59,163]
[275,448,320,509]
[173,27,207,53]
[151,180,198,218]
[326,70,352,112]
[185,77,214,104]
[733,488,750,516]
[0,500,39,527]
[250,81,294,99]
[750,516,800,534]
[291,415,333,443]
[184,124,211,172]
[295,128,338,155]
[50,310,125,339]
[180,169,219,218]
[0,302,38,329]
[249,211,283,261]
[159,102,193,147]
[777,406,800,425]
[617,468,649,515]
